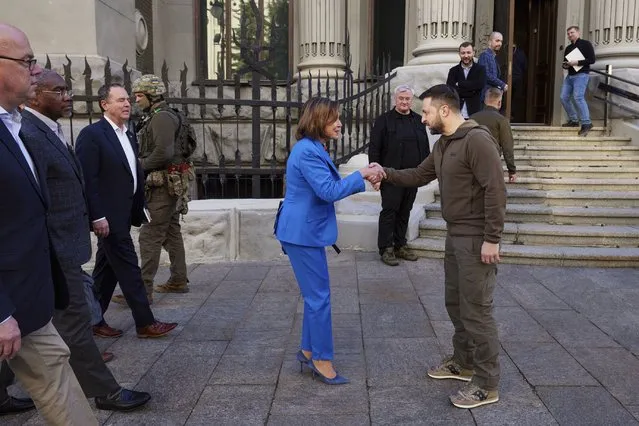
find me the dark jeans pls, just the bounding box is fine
[444,234,500,391]
[378,183,418,253]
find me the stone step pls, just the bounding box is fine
[418,218,639,247]
[423,202,639,225]
[513,145,639,157]
[514,136,630,147]
[515,155,639,167]
[505,177,639,191]
[511,126,607,137]
[434,188,639,208]
[407,237,639,267]
[511,165,639,179]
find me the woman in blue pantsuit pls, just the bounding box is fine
[275,97,383,384]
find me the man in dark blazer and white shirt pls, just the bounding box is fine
[447,42,487,118]
[75,83,177,338]
[0,70,151,413]
[0,23,97,424]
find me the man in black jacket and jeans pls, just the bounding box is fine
[560,25,596,136]
[369,85,430,266]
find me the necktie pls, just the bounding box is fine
[56,122,72,149]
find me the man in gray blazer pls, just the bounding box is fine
[0,70,150,413]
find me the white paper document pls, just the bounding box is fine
[565,47,585,72]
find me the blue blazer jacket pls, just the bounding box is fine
[275,137,365,247]
[0,120,69,335]
[75,118,146,235]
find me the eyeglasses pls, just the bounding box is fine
[42,89,73,98]
[0,55,38,71]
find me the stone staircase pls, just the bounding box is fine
[408,126,639,267]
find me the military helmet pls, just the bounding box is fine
[132,74,166,96]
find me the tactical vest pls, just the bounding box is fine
[138,103,197,163]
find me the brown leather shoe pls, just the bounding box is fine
[136,321,178,338]
[93,323,123,338]
[102,352,115,363]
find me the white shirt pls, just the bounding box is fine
[460,63,473,119]
[104,115,137,194]
[23,106,69,147]
[0,106,38,183]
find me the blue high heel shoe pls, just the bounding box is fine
[307,361,350,385]
[296,350,311,372]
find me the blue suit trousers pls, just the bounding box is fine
[282,242,334,360]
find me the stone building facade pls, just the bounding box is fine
[5,0,639,127]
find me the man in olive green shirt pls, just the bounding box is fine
[470,88,517,183]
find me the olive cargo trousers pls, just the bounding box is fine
[444,234,500,391]
[139,185,188,290]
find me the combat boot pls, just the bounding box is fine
[381,247,400,266]
[155,281,190,293]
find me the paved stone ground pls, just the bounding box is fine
[5,251,639,425]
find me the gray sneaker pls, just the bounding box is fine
[427,355,473,381]
[449,382,499,409]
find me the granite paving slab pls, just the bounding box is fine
[361,303,433,338]
[502,342,598,386]
[536,386,638,426]
[267,414,371,425]
[365,337,441,387]
[566,347,639,406]
[527,309,620,348]
[494,306,554,343]
[185,385,275,425]
[369,384,475,425]
[7,255,639,426]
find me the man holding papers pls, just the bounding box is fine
[560,26,596,136]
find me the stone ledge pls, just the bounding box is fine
[408,237,639,267]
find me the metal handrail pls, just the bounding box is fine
[591,65,639,129]
[591,67,639,88]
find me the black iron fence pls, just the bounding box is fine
[53,55,396,199]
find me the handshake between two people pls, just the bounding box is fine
[357,162,385,190]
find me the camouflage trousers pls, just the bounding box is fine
[139,185,188,293]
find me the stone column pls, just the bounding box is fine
[408,0,475,65]
[296,0,348,76]
[589,0,639,68]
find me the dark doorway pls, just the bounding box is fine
[372,0,406,71]
[492,0,558,123]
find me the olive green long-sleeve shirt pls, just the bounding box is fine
[139,102,180,171]
[470,106,516,174]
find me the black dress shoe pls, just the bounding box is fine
[95,388,151,412]
[0,396,36,415]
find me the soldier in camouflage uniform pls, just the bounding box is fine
[131,74,190,298]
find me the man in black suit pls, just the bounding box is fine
[0,23,97,424]
[446,42,487,119]
[0,69,151,412]
[76,83,177,338]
